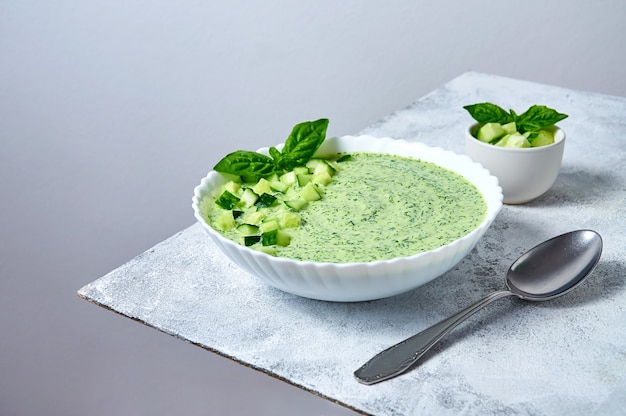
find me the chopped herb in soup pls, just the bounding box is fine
[200,152,486,263]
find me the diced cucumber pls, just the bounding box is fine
[223,180,241,194]
[284,199,308,211]
[252,178,272,195]
[501,122,517,134]
[297,174,313,186]
[261,229,291,247]
[312,171,332,186]
[324,159,342,172]
[215,190,240,210]
[280,171,297,185]
[276,230,291,246]
[269,180,289,193]
[210,153,351,252]
[244,210,266,225]
[306,158,336,176]
[237,223,260,236]
[530,129,555,147]
[259,219,280,232]
[305,158,325,170]
[474,121,557,148]
[255,193,277,208]
[214,211,236,231]
[496,133,531,148]
[282,187,300,201]
[244,235,261,246]
[300,182,321,201]
[277,211,301,228]
[477,122,506,143]
[239,188,259,207]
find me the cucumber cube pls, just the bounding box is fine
[259,219,280,232]
[477,122,505,143]
[261,229,291,247]
[214,211,236,231]
[237,223,260,236]
[261,229,278,246]
[501,122,517,134]
[215,190,240,210]
[306,159,336,176]
[297,174,313,186]
[255,193,277,208]
[244,235,261,246]
[300,182,321,201]
[278,211,301,228]
[223,180,241,194]
[325,159,343,172]
[496,133,531,148]
[280,171,297,185]
[276,230,291,246]
[239,188,259,207]
[269,180,289,193]
[312,171,332,186]
[284,199,308,211]
[252,178,272,195]
[244,210,266,225]
[530,129,555,147]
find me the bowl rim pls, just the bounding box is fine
[466,123,565,153]
[193,135,503,268]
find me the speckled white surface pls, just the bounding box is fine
[78,72,626,416]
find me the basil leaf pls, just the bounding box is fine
[279,118,329,170]
[213,150,277,178]
[269,146,281,161]
[212,118,330,178]
[463,103,514,124]
[516,105,568,132]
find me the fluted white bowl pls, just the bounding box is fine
[193,135,502,302]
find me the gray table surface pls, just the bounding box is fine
[78,72,626,416]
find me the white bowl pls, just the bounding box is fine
[465,124,565,204]
[193,135,503,302]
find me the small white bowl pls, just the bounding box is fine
[193,135,502,302]
[465,124,565,204]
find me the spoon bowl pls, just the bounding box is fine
[507,229,602,300]
[354,230,603,385]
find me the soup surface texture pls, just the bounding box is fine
[206,152,486,263]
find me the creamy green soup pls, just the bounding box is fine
[204,152,486,263]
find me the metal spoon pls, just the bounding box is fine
[354,229,603,385]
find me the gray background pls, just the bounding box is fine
[1,1,625,415]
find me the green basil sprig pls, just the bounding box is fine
[463,103,568,133]
[213,118,329,179]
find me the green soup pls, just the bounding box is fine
[205,152,486,263]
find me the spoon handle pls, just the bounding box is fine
[354,289,513,385]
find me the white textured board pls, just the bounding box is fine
[79,72,626,416]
